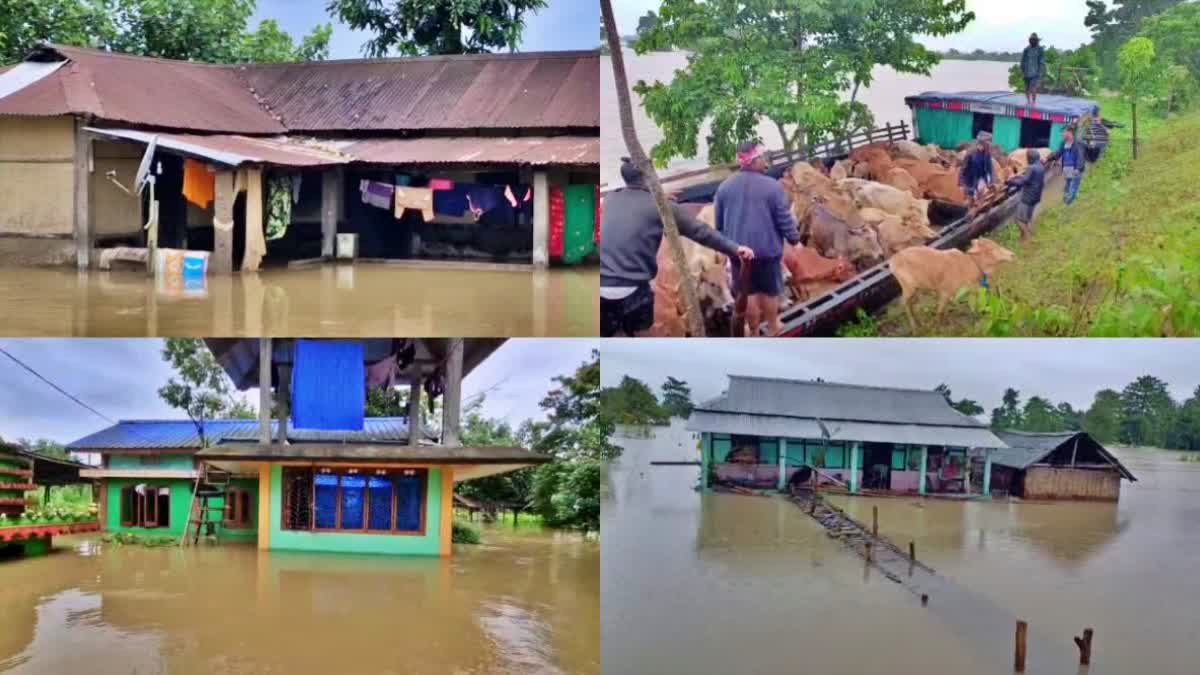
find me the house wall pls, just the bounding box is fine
[890,470,920,492]
[0,115,77,265]
[1022,466,1121,501]
[90,140,144,239]
[102,476,259,540]
[108,454,195,470]
[266,464,444,555]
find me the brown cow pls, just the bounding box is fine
[889,238,1016,332]
[782,243,854,301]
[808,201,885,271]
[882,167,921,199]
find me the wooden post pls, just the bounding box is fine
[532,171,550,268]
[210,169,235,273]
[920,594,928,606]
[777,437,787,491]
[872,505,878,536]
[864,541,872,562]
[1074,627,1094,665]
[73,118,93,269]
[408,374,423,446]
[1015,620,1028,672]
[441,339,463,447]
[276,363,290,445]
[848,443,860,494]
[321,168,341,258]
[258,337,272,446]
[983,449,993,497]
[909,541,916,561]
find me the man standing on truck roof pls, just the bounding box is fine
[713,141,803,337]
[1022,33,1047,107]
[1048,125,1087,205]
[1006,149,1046,241]
[599,158,754,337]
[959,131,995,209]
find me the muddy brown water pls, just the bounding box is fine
[0,264,598,337]
[603,425,1200,675]
[0,524,598,674]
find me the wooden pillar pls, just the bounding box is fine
[1015,620,1028,672]
[983,449,993,497]
[257,464,271,551]
[73,118,93,270]
[211,169,235,274]
[258,337,272,446]
[439,468,454,557]
[441,339,463,447]
[918,446,928,496]
[777,437,787,491]
[700,433,711,492]
[408,374,423,446]
[532,171,549,268]
[848,443,861,494]
[321,168,341,258]
[276,363,291,445]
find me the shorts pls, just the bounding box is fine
[1016,201,1037,224]
[730,256,783,297]
[600,282,654,337]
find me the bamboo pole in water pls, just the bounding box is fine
[1015,620,1028,672]
[909,541,916,561]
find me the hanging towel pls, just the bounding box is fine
[395,174,412,186]
[242,168,266,272]
[266,176,292,241]
[433,185,470,217]
[395,186,434,221]
[291,339,365,431]
[548,186,565,258]
[563,184,597,263]
[182,159,215,208]
[428,178,455,191]
[359,179,394,210]
[290,174,303,204]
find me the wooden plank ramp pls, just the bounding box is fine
[786,490,1084,674]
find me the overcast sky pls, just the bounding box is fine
[601,339,1200,418]
[0,339,597,445]
[251,0,597,57]
[611,0,1099,52]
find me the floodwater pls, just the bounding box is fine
[0,264,598,337]
[601,52,1013,186]
[603,422,1200,675]
[0,524,598,675]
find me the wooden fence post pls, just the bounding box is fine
[1015,620,1028,672]
[909,541,916,561]
[1074,627,1094,665]
[920,593,928,606]
[872,505,878,536]
[864,541,872,562]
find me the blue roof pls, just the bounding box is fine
[67,417,428,450]
[905,91,1100,118]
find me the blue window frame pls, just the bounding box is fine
[314,473,338,529]
[308,467,428,533]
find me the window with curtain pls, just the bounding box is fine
[284,467,428,534]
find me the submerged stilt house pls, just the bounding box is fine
[70,338,550,555]
[905,91,1102,153]
[986,430,1135,501]
[0,44,599,271]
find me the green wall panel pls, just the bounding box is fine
[109,454,196,470]
[104,477,258,539]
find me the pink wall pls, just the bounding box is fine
[890,470,920,492]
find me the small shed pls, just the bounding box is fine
[905,91,1100,152]
[988,431,1135,501]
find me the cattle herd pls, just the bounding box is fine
[648,139,1040,337]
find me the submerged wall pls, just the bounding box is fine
[103,476,259,540]
[0,115,76,265]
[1022,466,1121,501]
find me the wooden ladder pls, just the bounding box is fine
[181,464,230,546]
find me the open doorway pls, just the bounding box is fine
[1020,118,1053,148]
[972,113,995,140]
[862,443,892,489]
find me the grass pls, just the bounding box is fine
[101,532,178,547]
[452,520,482,544]
[879,96,1200,336]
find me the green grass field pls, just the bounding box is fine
[872,96,1200,336]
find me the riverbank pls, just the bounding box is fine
[877,96,1199,336]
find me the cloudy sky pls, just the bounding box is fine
[251,0,597,57]
[601,339,1200,418]
[0,339,598,445]
[611,0,1099,52]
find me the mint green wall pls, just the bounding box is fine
[267,465,443,556]
[104,477,258,540]
[108,454,195,470]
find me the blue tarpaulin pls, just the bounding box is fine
[291,339,365,431]
[905,91,1101,119]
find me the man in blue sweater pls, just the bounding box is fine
[1006,149,1046,241]
[1048,125,1087,205]
[959,131,995,208]
[713,141,803,336]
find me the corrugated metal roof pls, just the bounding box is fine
[699,376,987,428]
[991,430,1136,481]
[66,417,429,450]
[85,127,350,167]
[687,410,1005,448]
[905,91,1100,118]
[340,135,599,166]
[197,443,551,465]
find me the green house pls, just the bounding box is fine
[905,91,1101,152]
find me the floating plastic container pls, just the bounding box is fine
[337,233,358,260]
[156,249,209,297]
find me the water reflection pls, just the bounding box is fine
[0,264,598,337]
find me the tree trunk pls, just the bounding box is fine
[600,0,706,336]
[1132,102,1139,160]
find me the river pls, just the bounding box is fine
[602,421,1200,675]
[0,523,599,674]
[0,264,598,337]
[601,51,1014,186]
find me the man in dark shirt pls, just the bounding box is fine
[713,141,803,336]
[959,131,995,208]
[1006,149,1046,241]
[1048,126,1087,205]
[599,158,753,337]
[1022,33,1047,107]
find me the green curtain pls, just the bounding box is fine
[1049,122,1067,151]
[915,108,975,148]
[758,439,779,465]
[562,185,596,264]
[784,440,805,466]
[992,116,1021,152]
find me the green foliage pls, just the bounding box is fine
[326,0,547,56]
[632,0,973,163]
[836,309,878,337]
[0,0,332,65]
[17,438,69,460]
[660,376,694,419]
[538,350,619,462]
[1119,37,1159,107]
[101,532,177,547]
[454,397,533,511]
[1137,2,1200,82]
[1118,374,1175,447]
[364,386,441,428]
[1006,46,1100,96]
[599,375,669,425]
[1085,0,1184,87]
[1082,389,1124,443]
[157,338,246,446]
[935,384,983,417]
[530,459,600,533]
[451,520,481,544]
[990,388,1024,429]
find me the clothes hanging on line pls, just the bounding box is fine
[182,159,215,208]
[428,178,455,191]
[359,179,394,210]
[395,186,434,221]
[291,174,303,204]
[503,184,533,208]
[466,185,504,217]
[266,175,292,241]
[433,185,471,218]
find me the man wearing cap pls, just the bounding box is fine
[713,141,803,337]
[959,131,995,209]
[1022,33,1047,107]
[1005,148,1046,241]
[599,158,754,337]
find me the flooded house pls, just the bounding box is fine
[986,430,1136,501]
[69,338,550,555]
[0,44,599,273]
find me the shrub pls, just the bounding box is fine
[452,520,481,544]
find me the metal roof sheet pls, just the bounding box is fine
[687,410,1004,448]
[66,417,427,450]
[85,127,350,167]
[698,376,987,428]
[991,430,1136,481]
[905,91,1101,118]
[196,443,552,465]
[340,135,599,166]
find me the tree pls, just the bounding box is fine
[1085,0,1183,87]
[935,383,983,417]
[602,0,705,335]
[1139,2,1200,82]
[660,376,694,419]
[157,338,241,446]
[599,376,669,425]
[1,0,332,65]
[1118,374,1176,447]
[454,397,534,514]
[1118,36,1159,160]
[990,388,1023,429]
[1007,46,1100,97]
[632,0,974,163]
[1021,396,1066,432]
[364,386,442,431]
[326,0,547,56]
[1082,389,1123,443]
[636,11,658,36]
[1170,387,1200,450]
[17,438,69,459]
[1056,402,1083,431]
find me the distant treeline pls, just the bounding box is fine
[938,48,1021,62]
